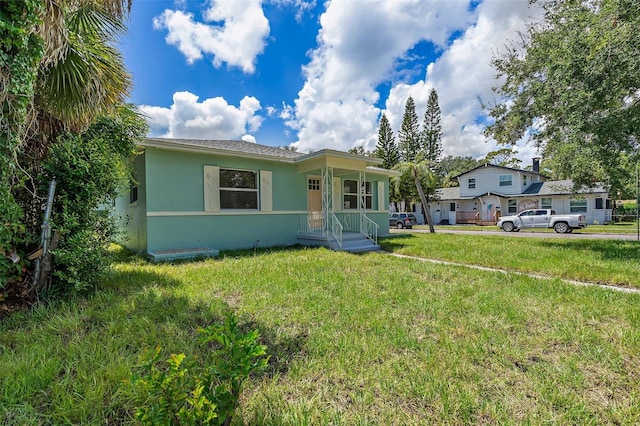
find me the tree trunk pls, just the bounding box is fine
[414,175,435,233]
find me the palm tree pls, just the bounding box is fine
[35,0,132,132]
[393,155,437,233]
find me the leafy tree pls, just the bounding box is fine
[1,0,139,297]
[393,155,436,233]
[438,155,481,187]
[348,145,372,156]
[421,89,443,163]
[482,148,522,168]
[398,96,421,162]
[374,113,399,169]
[485,0,640,192]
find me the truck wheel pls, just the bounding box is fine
[553,222,569,233]
[502,222,514,232]
[396,222,404,229]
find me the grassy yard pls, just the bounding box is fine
[381,233,640,288]
[428,221,640,234]
[1,240,639,424]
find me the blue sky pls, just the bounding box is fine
[120,0,543,162]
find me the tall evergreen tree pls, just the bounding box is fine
[421,88,442,163]
[374,113,399,169]
[397,96,421,162]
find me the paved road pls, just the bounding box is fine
[394,228,640,241]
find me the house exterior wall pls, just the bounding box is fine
[459,166,545,198]
[115,152,147,252]
[117,147,392,253]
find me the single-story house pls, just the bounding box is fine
[428,161,612,226]
[115,138,398,260]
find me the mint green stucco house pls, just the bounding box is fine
[115,138,398,260]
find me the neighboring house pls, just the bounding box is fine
[115,138,398,260]
[430,160,612,226]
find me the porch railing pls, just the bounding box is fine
[299,212,377,246]
[329,213,343,248]
[360,213,378,244]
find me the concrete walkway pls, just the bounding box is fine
[386,252,640,295]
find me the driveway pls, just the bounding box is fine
[393,228,640,241]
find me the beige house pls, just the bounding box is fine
[430,161,612,225]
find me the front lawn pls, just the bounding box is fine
[1,243,639,424]
[382,233,640,288]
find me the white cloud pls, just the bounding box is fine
[384,0,545,162]
[153,0,269,73]
[287,0,474,153]
[139,91,264,140]
[286,0,544,163]
[269,0,316,22]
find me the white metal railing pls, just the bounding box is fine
[335,212,359,232]
[360,213,378,244]
[299,212,325,235]
[329,213,343,248]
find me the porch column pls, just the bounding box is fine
[358,170,366,232]
[321,167,334,234]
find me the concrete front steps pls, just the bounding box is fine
[297,231,381,253]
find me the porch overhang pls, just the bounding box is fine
[294,149,398,176]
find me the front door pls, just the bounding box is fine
[308,177,322,230]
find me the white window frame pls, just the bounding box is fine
[541,197,552,210]
[468,178,476,189]
[570,199,587,213]
[499,175,513,187]
[508,199,517,213]
[343,179,372,210]
[220,168,259,210]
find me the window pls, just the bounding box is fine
[570,199,587,213]
[523,175,527,186]
[541,197,552,210]
[308,178,320,190]
[130,185,138,204]
[508,200,517,213]
[468,178,476,189]
[343,179,372,209]
[450,202,456,212]
[220,169,258,209]
[499,175,512,187]
[595,198,603,209]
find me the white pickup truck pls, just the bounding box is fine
[497,209,587,233]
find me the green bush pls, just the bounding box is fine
[130,312,269,426]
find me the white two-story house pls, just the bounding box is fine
[430,160,612,225]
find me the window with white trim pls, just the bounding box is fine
[220,169,258,209]
[523,175,527,186]
[468,178,476,189]
[570,199,587,213]
[343,180,372,209]
[508,200,517,213]
[541,197,552,210]
[499,175,512,187]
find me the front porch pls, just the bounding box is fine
[297,212,381,253]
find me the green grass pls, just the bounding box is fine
[381,233,640,288]
[1,244,639,424]
[428,221,640,234]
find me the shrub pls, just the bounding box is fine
[130,312,269,426]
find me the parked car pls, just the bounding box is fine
[497,209,587,233]
[389,213,417,229]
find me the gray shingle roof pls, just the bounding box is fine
[144,138,305,160]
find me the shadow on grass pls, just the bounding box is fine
[1,249,309,423]
[378,234,416,252]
